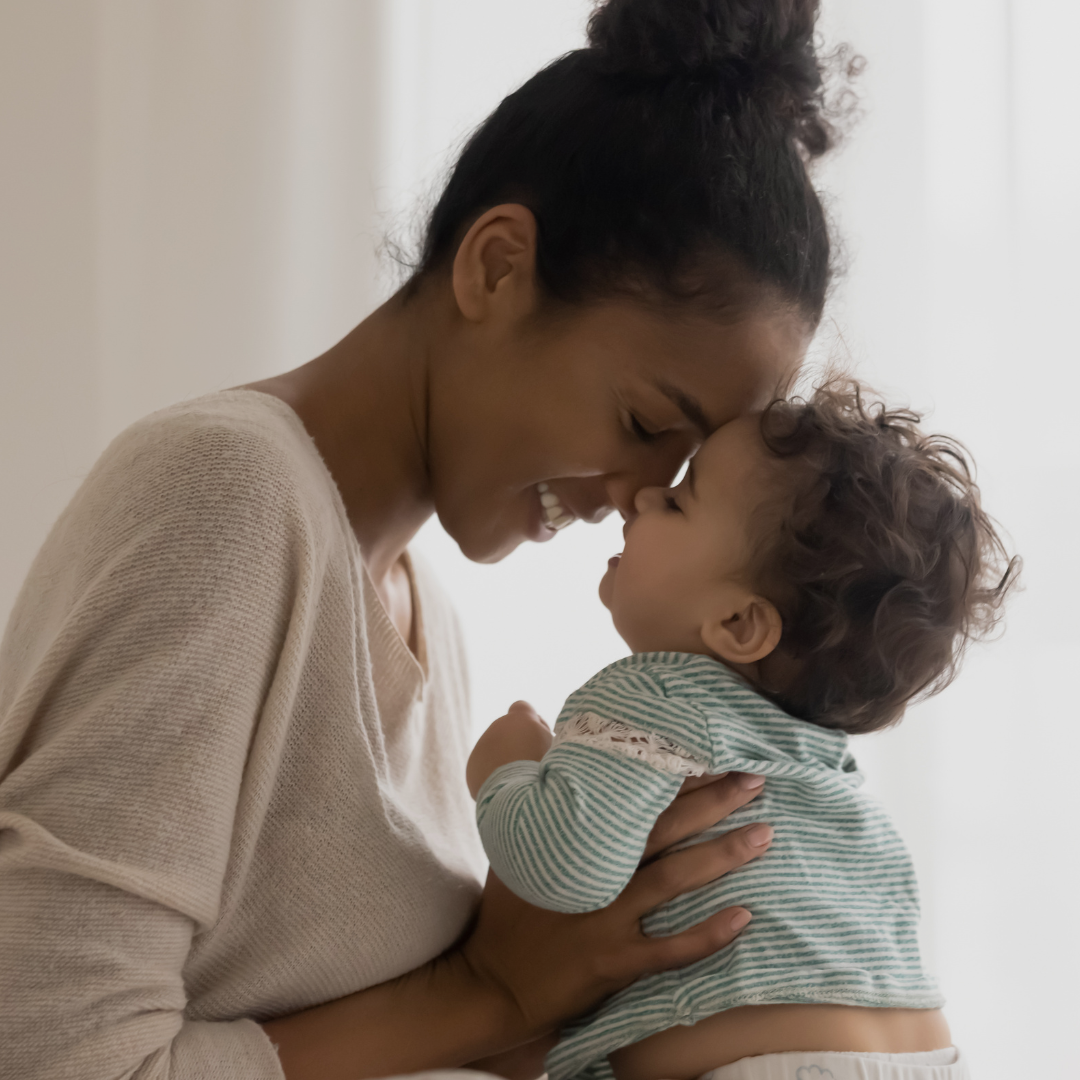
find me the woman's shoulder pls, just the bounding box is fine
[31,389,352,601]
[87,390,344,530]
[111,389,325,486]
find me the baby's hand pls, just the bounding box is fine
[467,701,554,799]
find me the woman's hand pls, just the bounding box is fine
[644,770,766,860]
[265,776,769,1080]
[459,770,772,1040]
[265,768,769,1080]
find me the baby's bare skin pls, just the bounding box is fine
[610,1004,951,1080]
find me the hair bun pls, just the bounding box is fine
[587,0,835,154]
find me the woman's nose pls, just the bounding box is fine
[624,446,693,517]
[603,475,673,522]
[599,447,690,521]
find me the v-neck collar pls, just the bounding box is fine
[234,389,430,702]
[361,549,428,682]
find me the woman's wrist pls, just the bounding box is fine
[262,947,536,1080]
[439,944,540,1055]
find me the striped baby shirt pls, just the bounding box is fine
[475,652,943,1080]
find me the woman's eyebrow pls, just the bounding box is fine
[656,381,713,439]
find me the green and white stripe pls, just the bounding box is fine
[475,652,943,1080]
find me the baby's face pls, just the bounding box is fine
[599,415,778,654]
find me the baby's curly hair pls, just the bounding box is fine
[753,380,1019,735]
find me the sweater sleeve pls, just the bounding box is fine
[0,414,307,1080]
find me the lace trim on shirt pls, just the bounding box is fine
[551,711,707,777]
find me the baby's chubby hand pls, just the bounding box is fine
[467,701,554,799]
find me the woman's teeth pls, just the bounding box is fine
[537,482,574,530]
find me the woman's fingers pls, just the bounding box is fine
[642,772,766,860]
[627,823,774,914]
[632,906,754,976]
[675,771,732,793]
[458,775,771,1039]
[459,819,772,1041]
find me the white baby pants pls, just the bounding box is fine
[697,1046,970,1080]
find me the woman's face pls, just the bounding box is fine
[428,297,808,564]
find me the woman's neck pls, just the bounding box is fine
[246,285,447,587]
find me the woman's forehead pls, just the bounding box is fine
[612,304,808,417]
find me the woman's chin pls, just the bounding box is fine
[455,531,527,565]
[438,490,564,564]
[443,512,551,564]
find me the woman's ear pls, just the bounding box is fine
[451,203,539,323]
[701,596,783,666]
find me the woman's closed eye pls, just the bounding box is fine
[629,414,661,443]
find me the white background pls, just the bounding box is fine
[1,3,1077,1077]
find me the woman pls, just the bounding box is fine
[0,2,844,1078]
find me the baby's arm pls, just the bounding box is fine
[472,715,686,914]
[466,701,554,799]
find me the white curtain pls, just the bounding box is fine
[815,4,1079,1075]
[1,3,1075,1077]
[0,0,385,625]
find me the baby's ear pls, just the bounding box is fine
[701,596,782,666]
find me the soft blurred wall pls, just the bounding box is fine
[2,2,100,625]
[1,3,1077,1078]
[1,0,384,623]
[816,1,1080,1073]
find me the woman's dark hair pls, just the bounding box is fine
[754,381,1020,734]
[416,0,856,323]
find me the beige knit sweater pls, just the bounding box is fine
[0,391,487,1080]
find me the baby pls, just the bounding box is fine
[466,381,1015,1080]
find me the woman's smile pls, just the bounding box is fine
[537,482,574,531]
[525,483,571,544]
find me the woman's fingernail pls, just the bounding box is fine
[740,774,766,789]
[730,909,752,931]
[746,824,774,847]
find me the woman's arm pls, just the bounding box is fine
[0,419,770,1080]
[263,773,773,1080]
[0,418,311,1080]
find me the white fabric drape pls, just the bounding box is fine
[1,3,1075,1078]
[814,5,1079,1076]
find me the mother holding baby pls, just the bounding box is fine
[0,2,849,1078]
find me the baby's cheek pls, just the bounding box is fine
[598,564,615,609]
[617,595,677,652]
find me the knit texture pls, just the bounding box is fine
[0,391,486,1080]
[476,653,943,1080]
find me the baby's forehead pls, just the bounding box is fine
[691,415,797,508]
[695,414,773,475]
